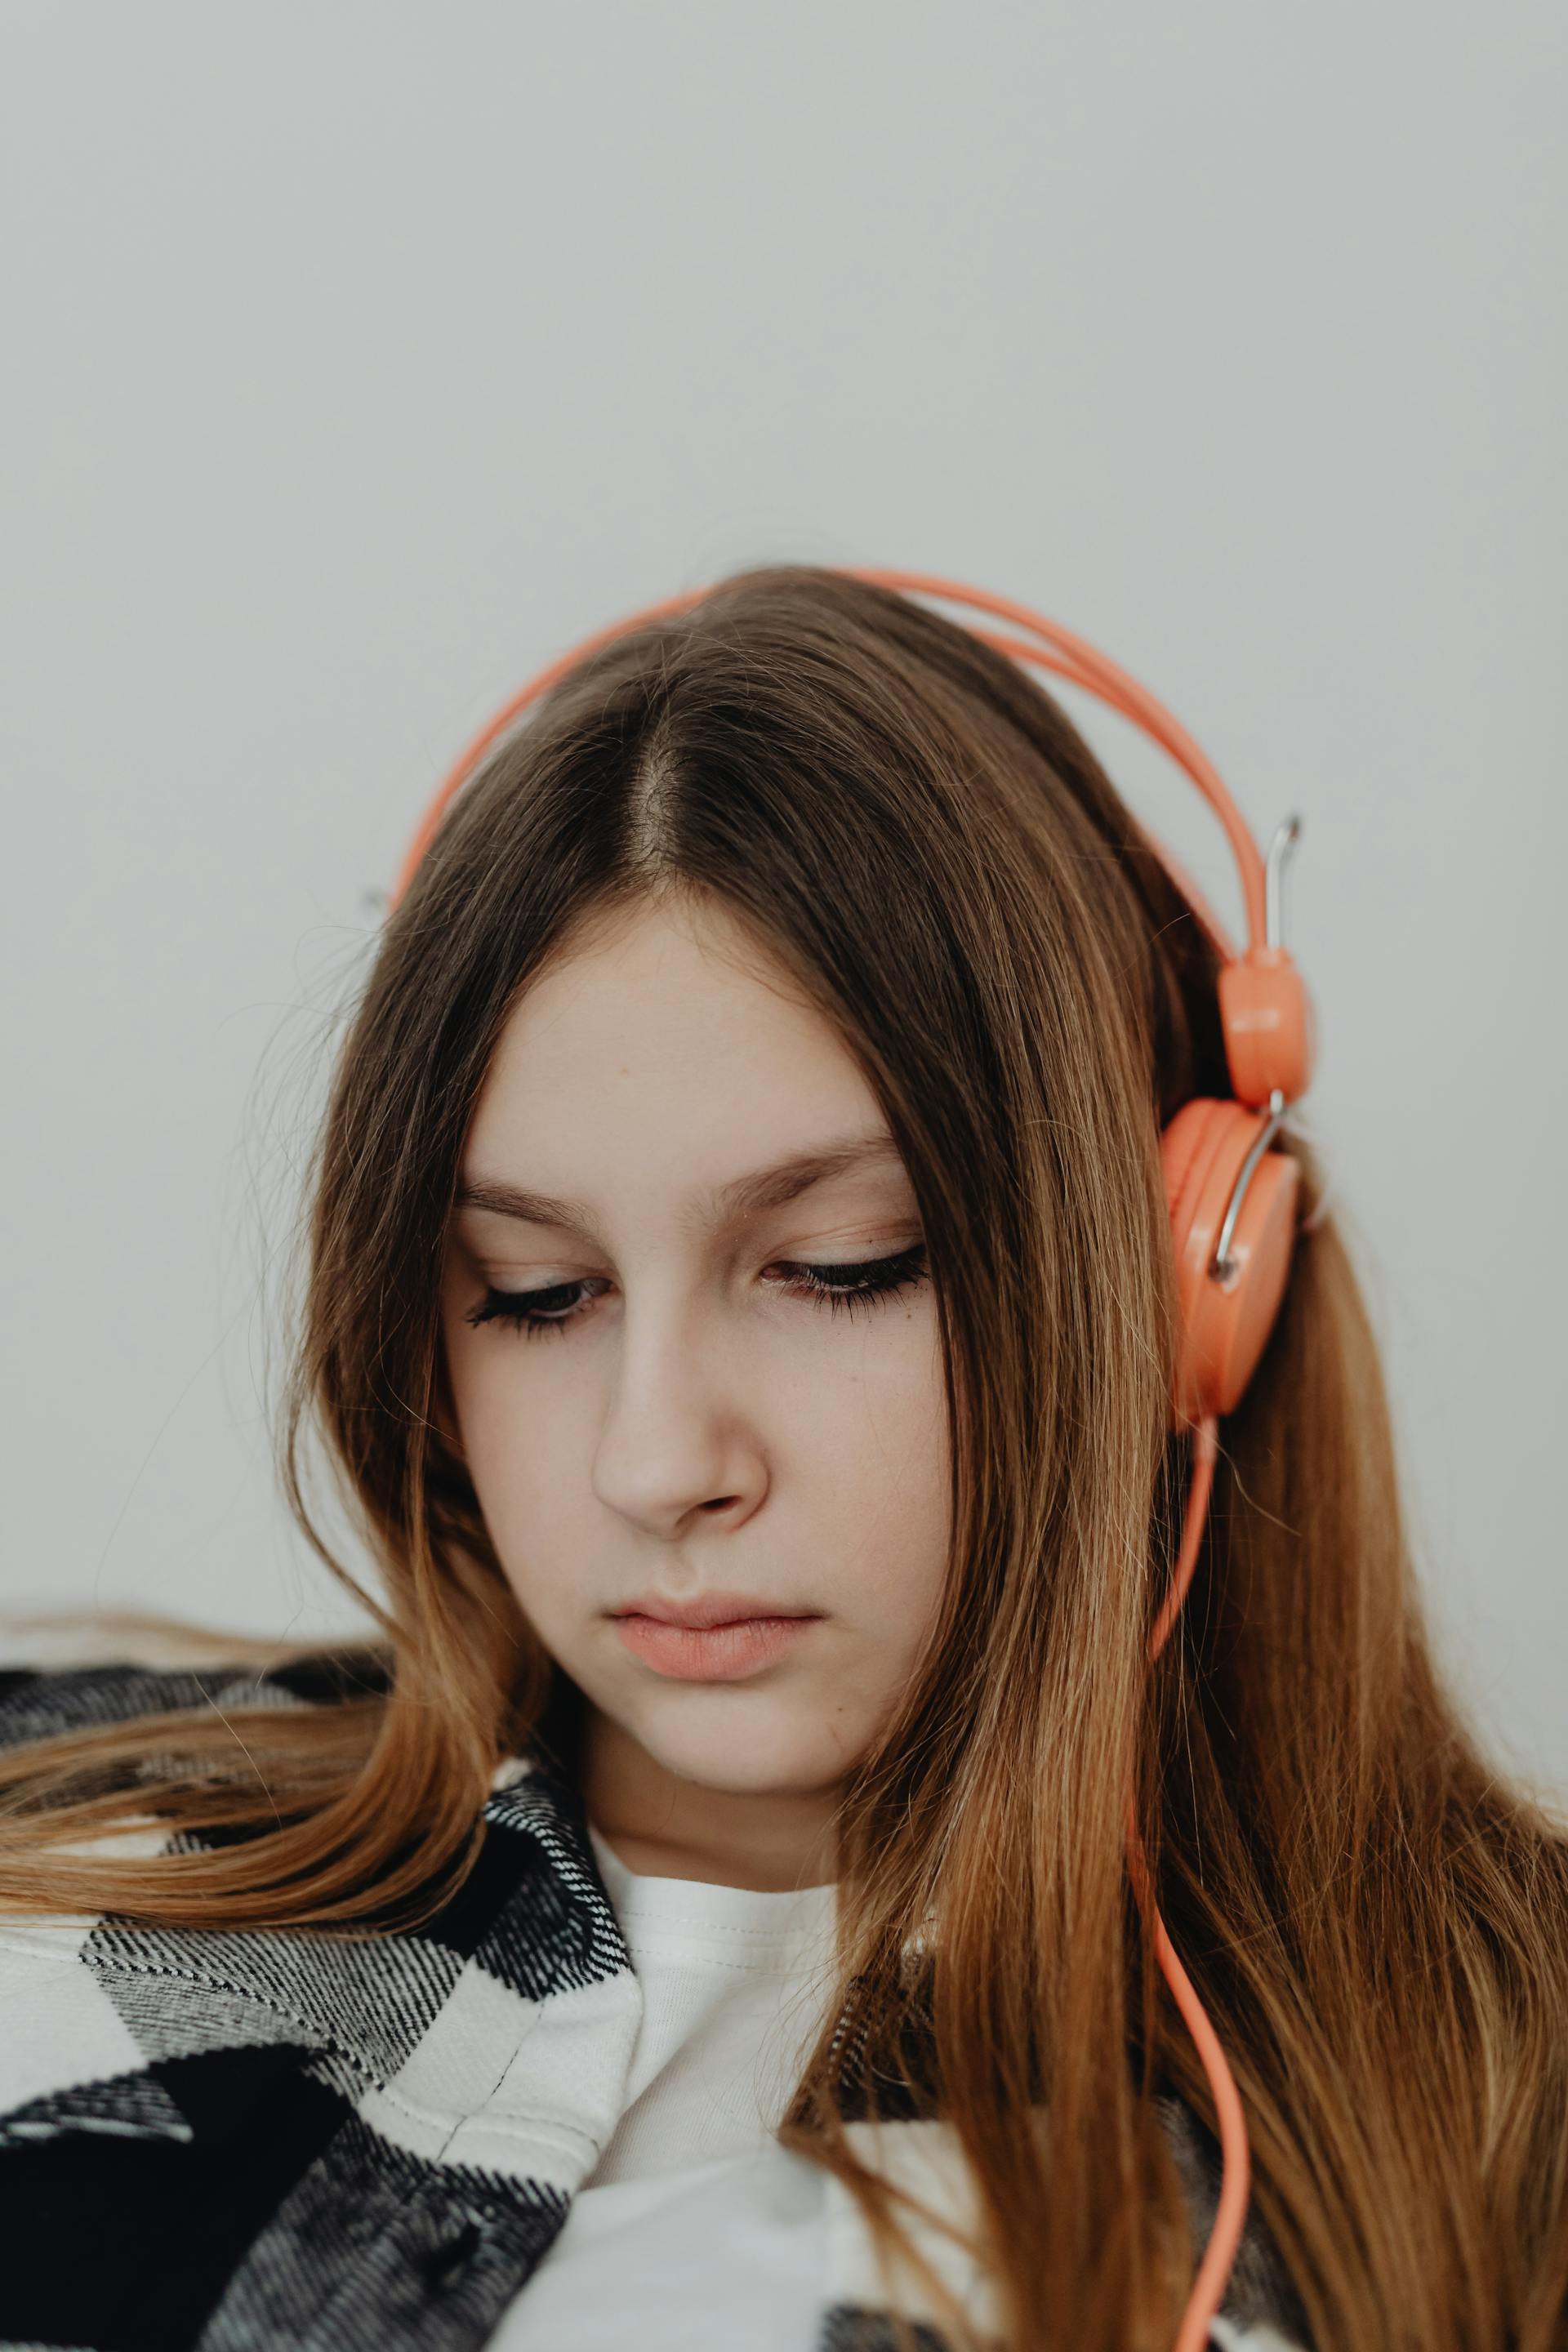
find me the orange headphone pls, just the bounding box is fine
[390,568,1318,2352]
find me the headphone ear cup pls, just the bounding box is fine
[1160,1098,1300,1429]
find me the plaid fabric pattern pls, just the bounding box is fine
[0,1655,1311,2351]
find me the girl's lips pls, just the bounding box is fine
[612,1612,820,1681]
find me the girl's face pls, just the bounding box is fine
[437,894,952,1884]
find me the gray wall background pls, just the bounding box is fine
[3,3,1564,1795]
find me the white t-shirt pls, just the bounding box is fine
[490,1823,1296,2352]
[489,1820,843,2350]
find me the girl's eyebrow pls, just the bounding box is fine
[454,1132,909,1242]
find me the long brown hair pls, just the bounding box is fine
[2,564,1565,2352]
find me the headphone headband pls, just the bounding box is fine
[389,566,1315,1109]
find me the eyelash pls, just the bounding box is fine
[463,1242,929,1341]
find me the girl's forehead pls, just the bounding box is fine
[483,900,832,1066]
[467,950,892,1173]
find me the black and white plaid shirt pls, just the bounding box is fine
[0,1652,1310,2351]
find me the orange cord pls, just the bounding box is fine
[1127,1412,1252,2350]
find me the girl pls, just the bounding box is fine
[1,565,1564,2352]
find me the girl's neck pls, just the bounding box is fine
[577,1707,840,1892]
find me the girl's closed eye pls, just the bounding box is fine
[463,1241,929,1340]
